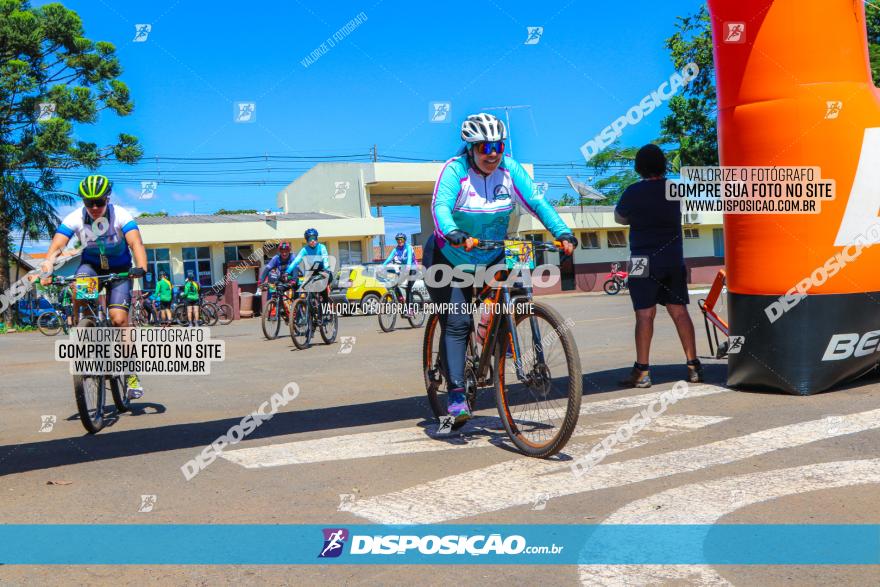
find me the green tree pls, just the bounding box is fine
[588,143,640,204]
[0,0,142,323]
[553,192,576,206]
[867,3,880,84]
[215,208,258,215]
[138,211,168,218]
[658,5,718,170]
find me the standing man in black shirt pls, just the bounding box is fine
[614,144,703,387]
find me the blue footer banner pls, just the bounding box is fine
[1,525,879,564]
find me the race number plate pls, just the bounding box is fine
[503,240,536,271]
[75,277,100,300]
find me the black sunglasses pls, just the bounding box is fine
[83,198,107,208]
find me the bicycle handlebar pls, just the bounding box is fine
[471,238,562,252]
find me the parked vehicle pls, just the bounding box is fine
[329,264,389,315]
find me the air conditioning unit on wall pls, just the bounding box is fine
[683,211,701,225]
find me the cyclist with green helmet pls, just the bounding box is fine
[40,174,148,398]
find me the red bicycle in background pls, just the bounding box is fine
[603,263,629,295]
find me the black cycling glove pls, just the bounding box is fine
[129,267,146,278]
[445,229,469,246]
[556,233,578,249]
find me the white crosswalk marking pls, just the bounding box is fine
[578,459,880,586]
[220,385,728,468]
[347,408,880,524]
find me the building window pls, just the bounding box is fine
[607,230,627,248]
[182,246,212,286]
[225,244,254,263]
[684,228,700,239]
[339,241,363,265]
[145,248,171,289]
[580,232,600,249]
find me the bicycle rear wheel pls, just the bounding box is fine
[289,298,312,349]
[174,304,188,325]
[202,303,218,326]
[603,279,621,295]
[493,301,582,457]
[73,317,107,434]
[38,311,62,336]
[378,292,397,332]
[110,374,131,413]
[262,299,281,339]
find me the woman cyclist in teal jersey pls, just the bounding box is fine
[425,113,578,424]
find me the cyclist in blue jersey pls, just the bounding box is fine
[40,175,148,398]
[285,228,332,299]
[259,241,293,290]
[426,113,578,424]
[382,232,416,306]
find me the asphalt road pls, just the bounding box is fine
[1,292,879,585]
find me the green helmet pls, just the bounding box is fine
[78,175,113,199]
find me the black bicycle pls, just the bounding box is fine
[262,279,295,340]
[422,239,582,458]
[378,267,426,332]
[289,264,338,349]
[54,273,134,434]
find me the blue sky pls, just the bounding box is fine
[23,0,705,252]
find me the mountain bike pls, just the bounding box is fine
[130,291,158,327]
[262,280,295,339]
[289,264,338,349]
[422,238,582,458]
[37,303,72,336]
[54,273,135,434]
[378,267,426,332]
[603,263,629,295]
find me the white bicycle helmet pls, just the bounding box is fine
[460,113,507,143]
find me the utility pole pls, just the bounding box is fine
[480,104,532,158]
[372,144,378,162]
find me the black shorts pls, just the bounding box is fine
[628,264,689,310]
[158,301,171,310]
[186,299,200,307]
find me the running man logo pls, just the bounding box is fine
[318,528,349,558]
[235,102,256,123]
[430,102,451,123]
[531,493,550,511]
[334,181,350,199]
[338,336,356,354]
[133,24,152,42]
[37,102,56,121]
[723,22,745,43]
[39,415,56,433]
[524,26,544,45]
[728,336,745,354]
[825,101,843,120]
[630,256,648,278]
[138,494,157,513]
[436,415,454,435]
[140,181,158,200]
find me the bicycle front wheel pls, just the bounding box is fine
[407,290,426,328]
[38,311,62,336]
[289,298,312,349]
[603,279,621,295]
[217,303,233,325]
[319,303,338,344]
[494,301,582,458]
[73,317,107,434]
[110,374,131,413]
[262,299,281,339]
[378,292,397,332]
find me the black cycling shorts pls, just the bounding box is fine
[627,264,689,310]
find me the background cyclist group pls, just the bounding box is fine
[38,111,700,425]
